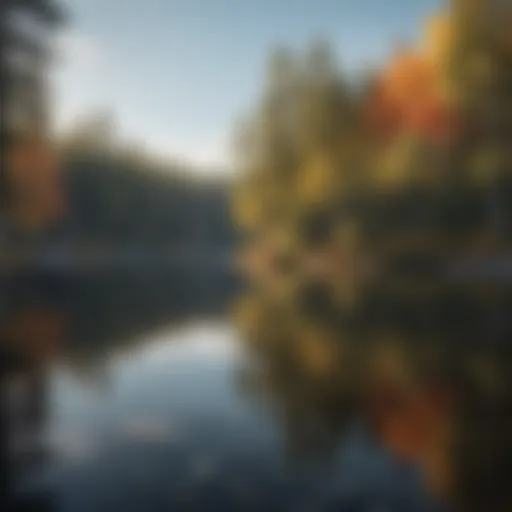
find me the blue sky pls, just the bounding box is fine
[54,0,443,171]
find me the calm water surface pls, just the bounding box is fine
[6,271,510,511]
[30,318,429,512]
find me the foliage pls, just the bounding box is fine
[234,0,512,301]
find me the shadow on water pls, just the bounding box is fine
[1,265,511,511]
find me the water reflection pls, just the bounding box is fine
[1,273,65,511]
[1,268,511,511]
[1,268,237,511]
[235,282,512,511]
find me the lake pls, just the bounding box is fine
[2,269,510,511]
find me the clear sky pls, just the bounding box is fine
[54,0,443,172]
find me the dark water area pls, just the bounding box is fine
[1,266,511,511]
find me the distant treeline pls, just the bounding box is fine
[57,116,234,248]
[63,154,233,248]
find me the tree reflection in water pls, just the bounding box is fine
[234,280,512,511]
[1,275,65,511]
[1,264,510,511]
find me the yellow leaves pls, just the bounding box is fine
[422,12,460,106]
[233,172,287,230]
[296,154,339,205]
[423,12,453,70]
[232,182,264,230]
[374,133,451,189]
[375,134,423,187]
[297,326,335,375]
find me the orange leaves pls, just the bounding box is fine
[366,12,460,147]
[364,78,402,144]
[405,98,460,145]
[383,49,438,105]
[366,53,459,145]
[8,138,66,229]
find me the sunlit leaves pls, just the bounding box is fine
[235,0,512,314]
[296,154,339,205]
